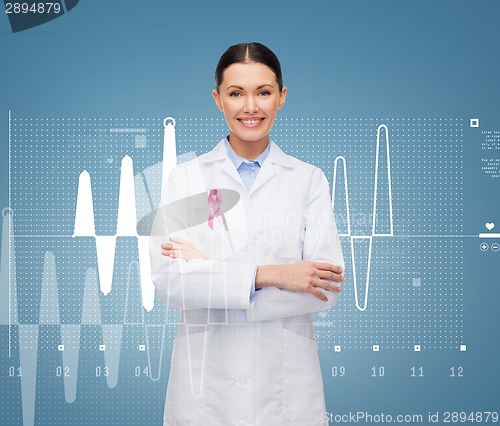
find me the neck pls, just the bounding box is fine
[228,134,269,160]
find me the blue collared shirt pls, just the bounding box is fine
[224,137,271,192]
[224,137,270,300]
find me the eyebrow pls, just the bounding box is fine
[226,84,274,90]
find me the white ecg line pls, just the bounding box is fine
[332,124,393,311]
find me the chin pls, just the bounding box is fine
[238,134,268,143]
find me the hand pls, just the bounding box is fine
[255,261,343,302]
[161,236,208,261]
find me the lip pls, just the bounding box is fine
[237,117,265,128]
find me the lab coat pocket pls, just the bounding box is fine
[265,240,302,264]
[259,218,304,263]
[165,328,210,424]
[283,328,326,422]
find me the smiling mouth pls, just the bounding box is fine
[237,118,265,128]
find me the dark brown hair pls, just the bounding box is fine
[214,42,283,92]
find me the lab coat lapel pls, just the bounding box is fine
[249,141,295,196]
[199,139,295,195]
[220,158,245,189]
[200,139,245,190]
[248,158,275,195]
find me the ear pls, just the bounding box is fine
[212,89,224,112]
[277,86,287,110]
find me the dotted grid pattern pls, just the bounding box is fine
[10,118,163,236]
[30,324,168,426]
[9,117,463,344]
[10,237,172,425]
[8,119,171,425]
[4,116,464,425]
[177,118,464,350]
[1,327,21,426]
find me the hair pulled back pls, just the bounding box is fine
[214,42,283,92]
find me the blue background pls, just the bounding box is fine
[1,1,499,425]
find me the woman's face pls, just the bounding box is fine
[212,62,287,148]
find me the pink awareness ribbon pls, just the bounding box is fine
[207,189,226,230]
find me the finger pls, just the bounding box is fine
[313,277,342,293]
[166,247,183,255]
[161,245,177,252]
[308,287,329,302]
[170,238,197,252]
[313,262,343,275]
[164,247,196,260]
[165,241,190,250]
[317,270,344,283]
[169,235,190,244]
[162,247,183,256]
[161,249,174,257]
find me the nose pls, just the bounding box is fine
[243,96,259,114]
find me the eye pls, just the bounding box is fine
[229,92,242,97]
[258,90,271,96]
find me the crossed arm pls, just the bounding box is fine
[161,236,343,303]
[150,164,345,321]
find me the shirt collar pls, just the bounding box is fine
[224,137,270,170]
[199,138,296,169]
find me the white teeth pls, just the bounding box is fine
[241,119,261,125]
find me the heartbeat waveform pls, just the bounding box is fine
[2,118,394,425]
[0,118,179,426]
[332,124,393,311]
[0,236,170,425]
[73,117,178,309]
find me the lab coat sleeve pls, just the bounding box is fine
[245,167,344,322]
[149,165,257,310]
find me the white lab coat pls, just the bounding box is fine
[149,139,344,426]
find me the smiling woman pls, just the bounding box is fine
[149,42,345,426]
[213,62,285,151]
[212,47,287,159]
